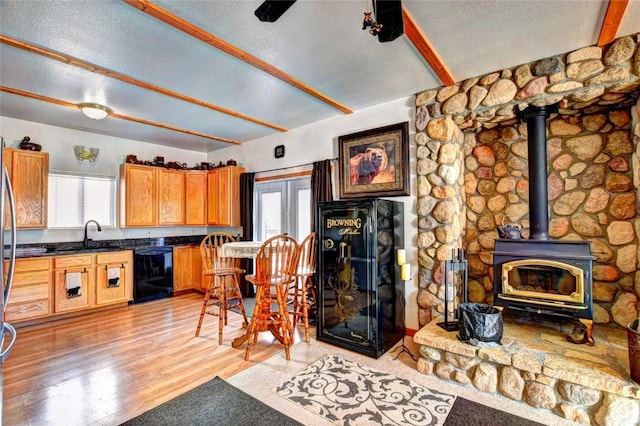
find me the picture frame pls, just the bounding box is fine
[338,121,409,199]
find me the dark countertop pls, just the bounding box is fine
[5,235,207,258]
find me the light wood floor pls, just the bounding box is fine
[2,293,296,426]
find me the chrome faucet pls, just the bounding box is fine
[83,220,102,248]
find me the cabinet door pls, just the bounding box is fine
[121,164,157,227]
[207,166,244,226]
[53,256,94,313]
[4,257,52,322]
[173,246,193,292]
[185,171,207,225]
[207,168,221,225]
[96,251,133,302]
[217,167,232,226]
[9,149,49,228]
[191,246,203,291]
[95,263,127,305]
[158,169,185,226]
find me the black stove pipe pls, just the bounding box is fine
[518,104,557,241]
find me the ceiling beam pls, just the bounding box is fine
[0,86,242,145]
[124,0,353,115]
[0,35,287,133]
[597,0,629,46]
[402,8,455,87]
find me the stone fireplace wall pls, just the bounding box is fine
[416,34,640,328]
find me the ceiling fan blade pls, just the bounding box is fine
[373,0,404,43]
[255,0,297,22]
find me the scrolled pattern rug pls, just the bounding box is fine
[275,355,454,425]
[275,354,546,426]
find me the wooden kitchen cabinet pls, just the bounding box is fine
[120,163,157,227]
[158,168,185,226]
[95,251,132,305]
[4,257,52,322]
[185,171,207,225]
[6,250,133,323]
[207,166,245,226]
[53,254,94,313]
[173,245,202,293]
[3,148,49,229]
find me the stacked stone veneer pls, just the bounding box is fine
[415,34,640,329]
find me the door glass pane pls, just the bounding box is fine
[259,191,282,241]
[296,187,311,238]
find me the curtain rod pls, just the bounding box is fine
[253,157,337,175]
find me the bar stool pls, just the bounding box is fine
[195,232,249,344]
[244,234,299,361]
[288,232,317,343]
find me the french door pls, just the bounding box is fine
[255,178,311,242]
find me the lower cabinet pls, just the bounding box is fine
[4,257,53,322]
[173,245,202,293]
[53,255,94,313]
[5,250,130,323]
[95,251,132,305]
[52,251,133,315]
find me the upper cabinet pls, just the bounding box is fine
[207,166,245,227]
[120,163,157,227]
[120,164,243,228]
[3,148,49,229]
[185,171,207,226]
[158,168,185,226]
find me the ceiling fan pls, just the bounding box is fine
[254,0,404,43]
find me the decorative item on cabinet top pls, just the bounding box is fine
[19,136,42,151]
[124,155,239,170]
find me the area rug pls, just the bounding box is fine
[121,376,301,426]
[274,355,544,426]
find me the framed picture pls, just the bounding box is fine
[338,121,409,199]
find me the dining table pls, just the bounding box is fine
[220,241,284,349]
[220,241,263,259]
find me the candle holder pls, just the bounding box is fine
[437,248,468,331]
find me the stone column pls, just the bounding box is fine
[633,98,640,302]
[416,113,466,327]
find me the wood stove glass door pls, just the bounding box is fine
[318,203,375,352]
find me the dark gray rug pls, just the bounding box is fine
[121,376,301,426]
[231,296,255,318]
[275,355,545,426]
[444,397,544,426]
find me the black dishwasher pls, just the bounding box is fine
[133,247,173,303]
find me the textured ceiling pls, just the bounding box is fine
[1,0,639,152]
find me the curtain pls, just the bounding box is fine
[239,172,255,297]
[311,159,333,233]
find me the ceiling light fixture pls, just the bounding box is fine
[78,103,112,120]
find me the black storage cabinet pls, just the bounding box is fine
[316,199,404,358]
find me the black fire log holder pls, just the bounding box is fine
[438,248,468,332]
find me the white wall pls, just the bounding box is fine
[212,96,420,331]
[1,95,421,330]
[1,116,210,244]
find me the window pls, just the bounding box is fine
[255,178,311,241]
[48,172,116,228]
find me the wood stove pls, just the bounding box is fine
[492,104,595,345]
[493,239,594,344]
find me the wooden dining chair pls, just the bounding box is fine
[244,234,300,361]
[195,232,249,345]
[288,232,317,343]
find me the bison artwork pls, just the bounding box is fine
[349,144,394,185]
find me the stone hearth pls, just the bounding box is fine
[414,316,640,425]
